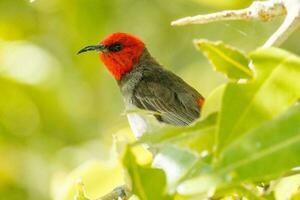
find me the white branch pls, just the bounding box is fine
[171,1,286,26]
[264,11,300,47]
[171,0,300,48]
[171,9,251,25]
[264,0,300,47]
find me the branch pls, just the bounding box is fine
[171,1,286,26]
[264,0,300,47]
[171,0,300,48]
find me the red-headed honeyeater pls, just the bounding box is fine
[78,32,204,137]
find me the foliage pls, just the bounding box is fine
[123,147,173,200]
[119,43,300,199]
[195,39,252,80]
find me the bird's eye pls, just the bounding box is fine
[108,43,123,52]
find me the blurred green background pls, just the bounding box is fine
[0,0,299,199]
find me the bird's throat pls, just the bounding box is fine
[99,54,133,80]
[99,47,145,80]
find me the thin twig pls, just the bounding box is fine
[171,0,300,48]
[171,9,250,26]
[264,12,300,47]
[264,0,300,47]
[171,0,286,26]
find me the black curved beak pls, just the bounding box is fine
[77,44,106,54]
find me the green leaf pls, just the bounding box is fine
[195,39,252,80]
[201,84,225,118]
[136,113,217,145]
[178,103,300,195]
[217,103,300,184]
[74,180,91,200]
[292,189,300,200]
[60,160,124,200]
[217,47,300,151]
[212,185,262,200]
[136,113,218,153]
[123,147,172,200]
[152,144,200,191]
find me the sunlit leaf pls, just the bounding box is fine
[217,103,300,185]
[292,189,300,200]
[74,180,91,200]
[123,147,173,200]
[274,174,300,200]
[177,173,220,196]
[152,144,199,191]
[217,48,300,151]
[195,39,252,80]
[212,185,262,200]
[53,160,124,200]
[136,113,218,153]
[178,103,300,195]
[137,113,217,145]
[201,84,225,118]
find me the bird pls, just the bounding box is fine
[78,32,205,138]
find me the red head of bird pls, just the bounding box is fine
[78,32,145,80]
